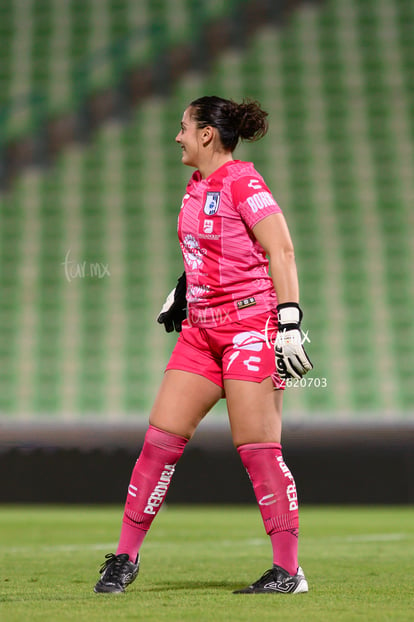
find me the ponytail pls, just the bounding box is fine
[189,96,268,152]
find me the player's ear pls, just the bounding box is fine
[201,125,214,146]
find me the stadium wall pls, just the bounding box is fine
[1,420,413,504]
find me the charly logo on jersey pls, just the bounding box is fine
[248,179,262,190]
[204,191,221,215]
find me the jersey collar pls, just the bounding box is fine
[191,160,244,185]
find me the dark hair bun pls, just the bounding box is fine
[190,95,269,151]
[232,99,269,142]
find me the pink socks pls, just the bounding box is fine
[238,442,299,575]
[116,425,188,561]
[116,429,299,574]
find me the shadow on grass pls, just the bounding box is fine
[140,580,242,593]
[0,579,243,603]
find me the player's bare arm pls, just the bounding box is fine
[253,212,312,379]
[252,212,299,304]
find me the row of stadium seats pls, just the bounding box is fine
[0,0,413,419]
[0,0,236,140]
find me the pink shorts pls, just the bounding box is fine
[166,310,284,390]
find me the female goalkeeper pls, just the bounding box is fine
[94,95,312,595]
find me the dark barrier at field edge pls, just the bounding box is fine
[0,420,413,504]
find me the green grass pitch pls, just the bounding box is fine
[0,505,413,621]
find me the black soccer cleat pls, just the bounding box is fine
[233,564,308,594]
[94,553,140,593]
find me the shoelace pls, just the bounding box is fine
[99,553,129,579]
[249,567,276,587]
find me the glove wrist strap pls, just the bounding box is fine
[277,302,302,327]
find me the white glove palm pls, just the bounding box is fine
[275,303,313,379]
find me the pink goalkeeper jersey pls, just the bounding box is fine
[178,160,282,328]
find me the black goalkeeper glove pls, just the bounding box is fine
[275,302,313,379]
[157,272,187,333]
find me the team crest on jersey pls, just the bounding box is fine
[204,191,221,215]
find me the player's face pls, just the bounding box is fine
[175,107,203,168]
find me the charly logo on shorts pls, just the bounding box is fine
[233,331,264,352]
[226,331,265,372]
[204,191,220,215]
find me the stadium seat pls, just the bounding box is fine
[0,0,413,419]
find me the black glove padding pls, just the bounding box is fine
[157,272,187,333]
[275,302,313,379]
